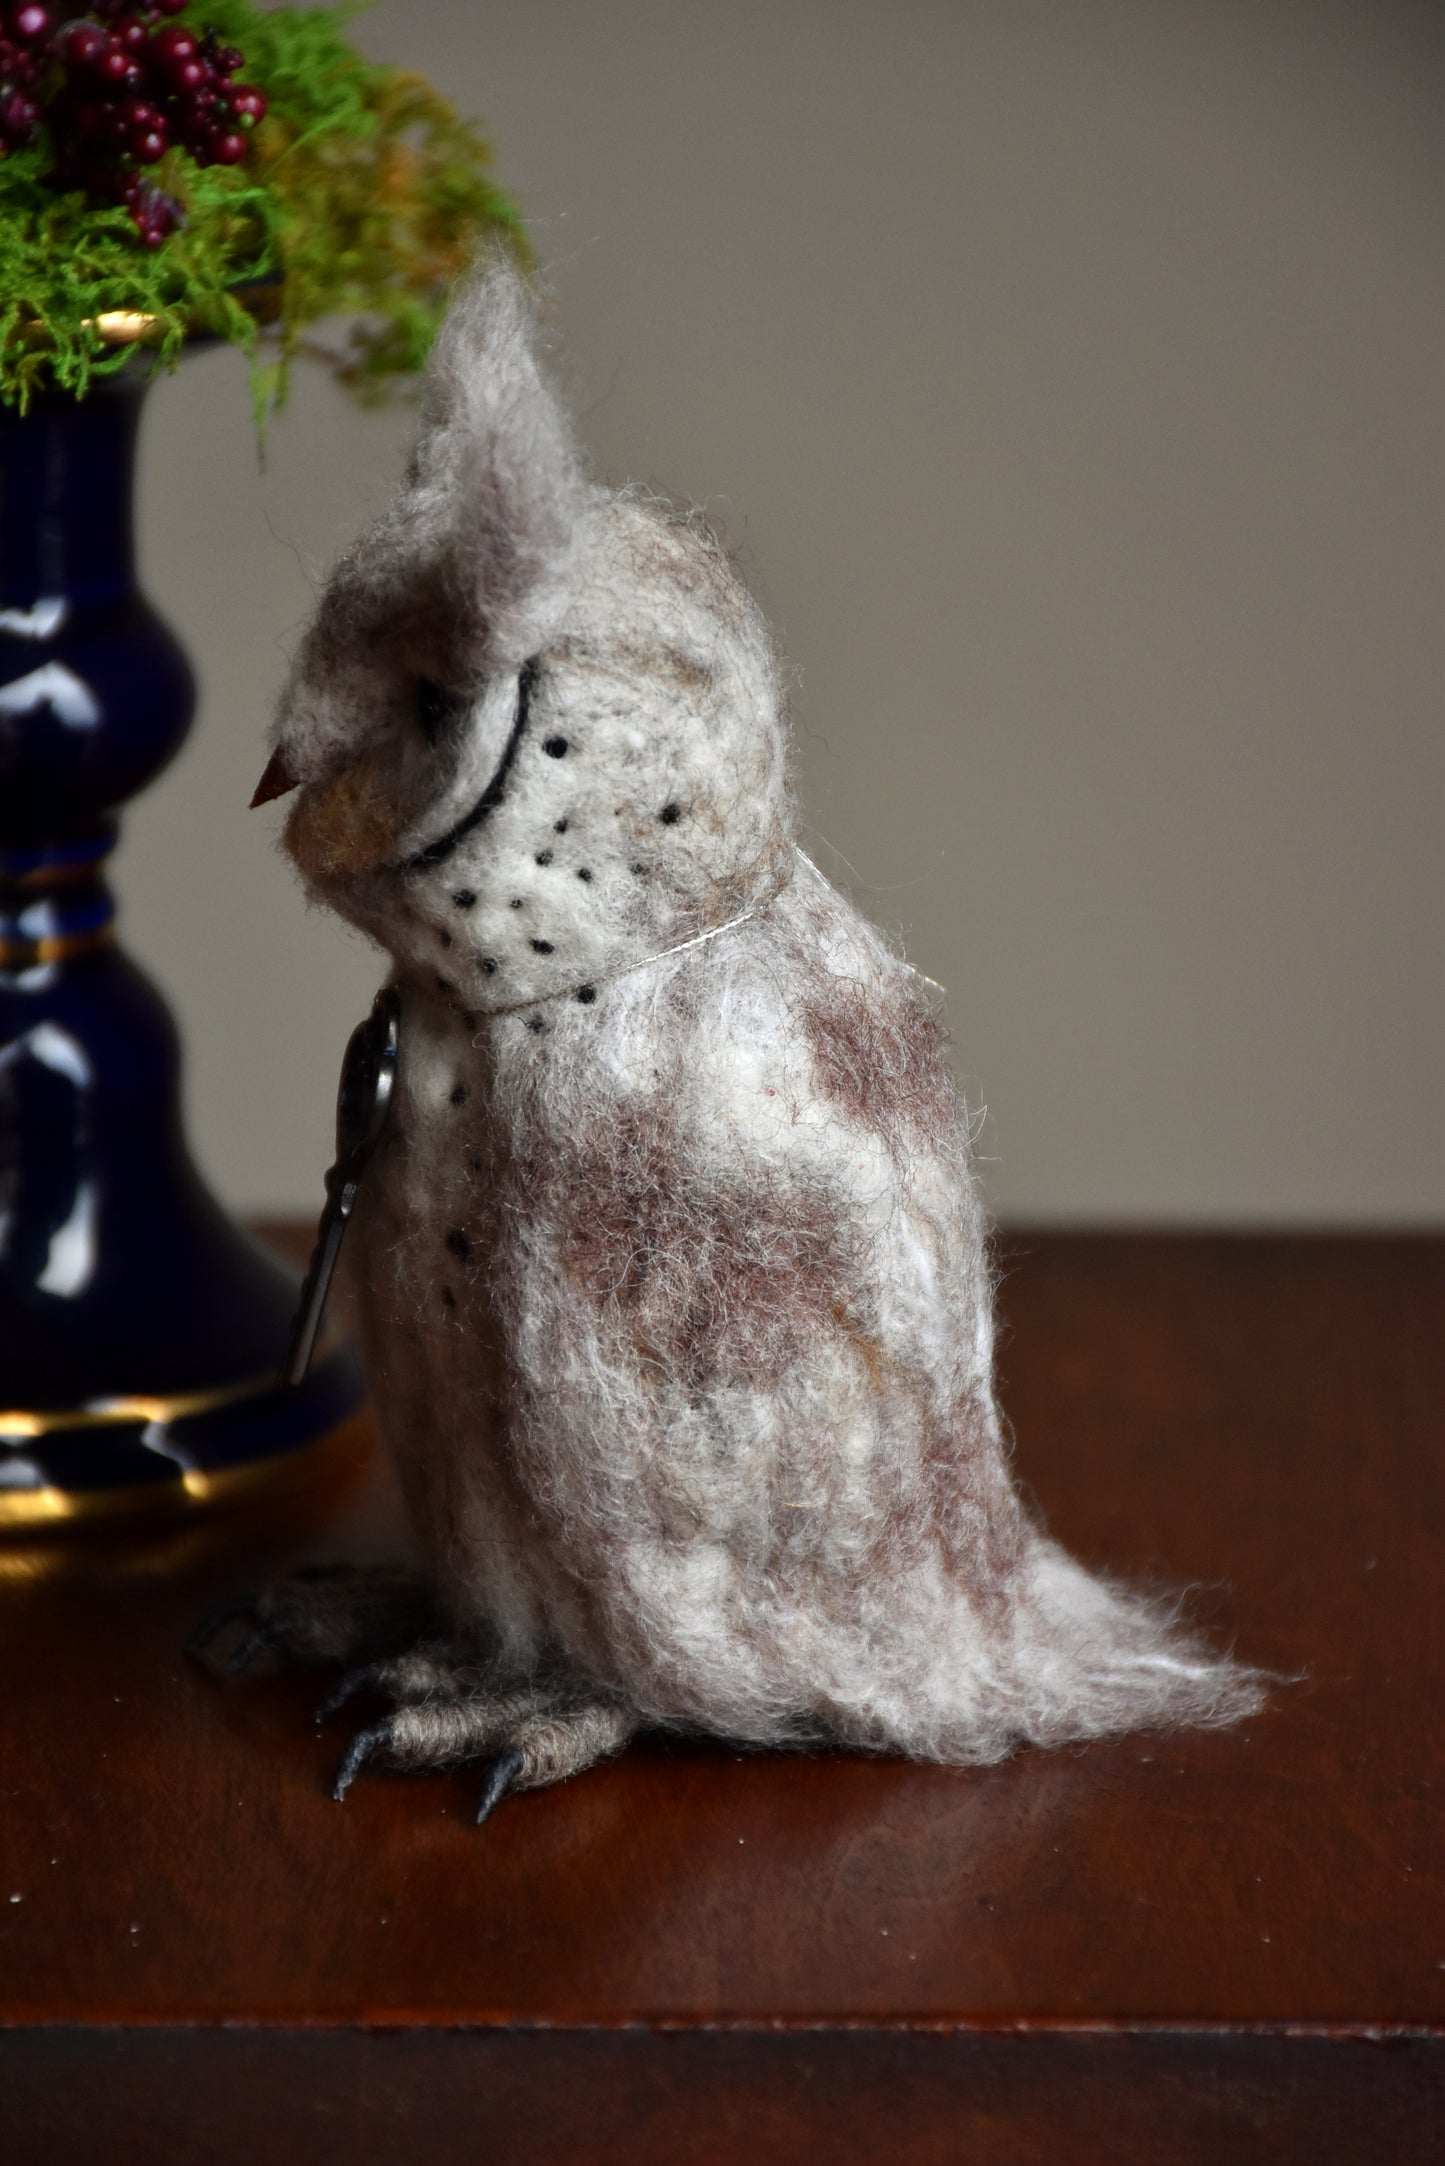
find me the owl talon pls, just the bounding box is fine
[333,1719,396,1801]
[316,1664,376,1722]
[475,1748,527,1825]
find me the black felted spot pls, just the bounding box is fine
[631,863,648,876]
[452,889,476,910]
[478,956,498,975]
[445,1228,470,1259]
[543,737,569,759]
[535,850,553,866]
[509,897,524,910]
[554,817,569,833]
[659,802,681,824]
[528,1015,547,1033]
[531,938,554,954]
[438,928,452,947]
[577,867,593,882]
[450,1083,468,1106]
[576,985,597,1004]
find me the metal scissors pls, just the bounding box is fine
[284,985,401,1387]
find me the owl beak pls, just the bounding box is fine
[250,747,300,808]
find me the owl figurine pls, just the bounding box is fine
[210,261,1260,1820]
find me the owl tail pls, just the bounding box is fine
[999,1531,1268,1750]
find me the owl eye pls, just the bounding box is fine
[415,677,463,747]
[404,657,542,872]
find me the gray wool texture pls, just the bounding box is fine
[271,259,1263,1783]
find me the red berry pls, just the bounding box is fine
[60,21,109,67]
[230,84,266,124]
[215,44,243,75]
[95,45,130,82]
[0,86,38,140]
[131,126,165,162]
[210,128,244,163]
[11,4,49,43]
[149,22,193,64]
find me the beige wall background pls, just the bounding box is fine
[120,0,1442,1223]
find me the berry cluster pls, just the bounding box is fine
[0,3,268,247]
[0,4,54,147]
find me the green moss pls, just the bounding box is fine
[0,1,528,417]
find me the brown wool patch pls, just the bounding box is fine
[546,1104,866,1393]
[921,1393,1026,1597]
[284,749,399,882]
[801,972,957,1152]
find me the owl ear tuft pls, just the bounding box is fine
[410,254,588,672]
[268,257,586,787]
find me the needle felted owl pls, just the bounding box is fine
[218,259,1261,1819]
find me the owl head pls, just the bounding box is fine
[259,259,792,1005]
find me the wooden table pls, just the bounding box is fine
[2,1232,1440,2163]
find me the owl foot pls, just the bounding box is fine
[313,1635,494,1721]
[320,1666,638,1817]
[187,1564,439,1676]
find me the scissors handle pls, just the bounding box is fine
[283,987,402,1387]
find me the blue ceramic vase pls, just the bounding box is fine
[0,364,363,1528]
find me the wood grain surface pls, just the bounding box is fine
[2,1232,1441,2162]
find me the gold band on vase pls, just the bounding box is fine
[0,1349,366,1531]
[0,925,115,969]
[0,1367,283,1439]
[0,1414,368,1530]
